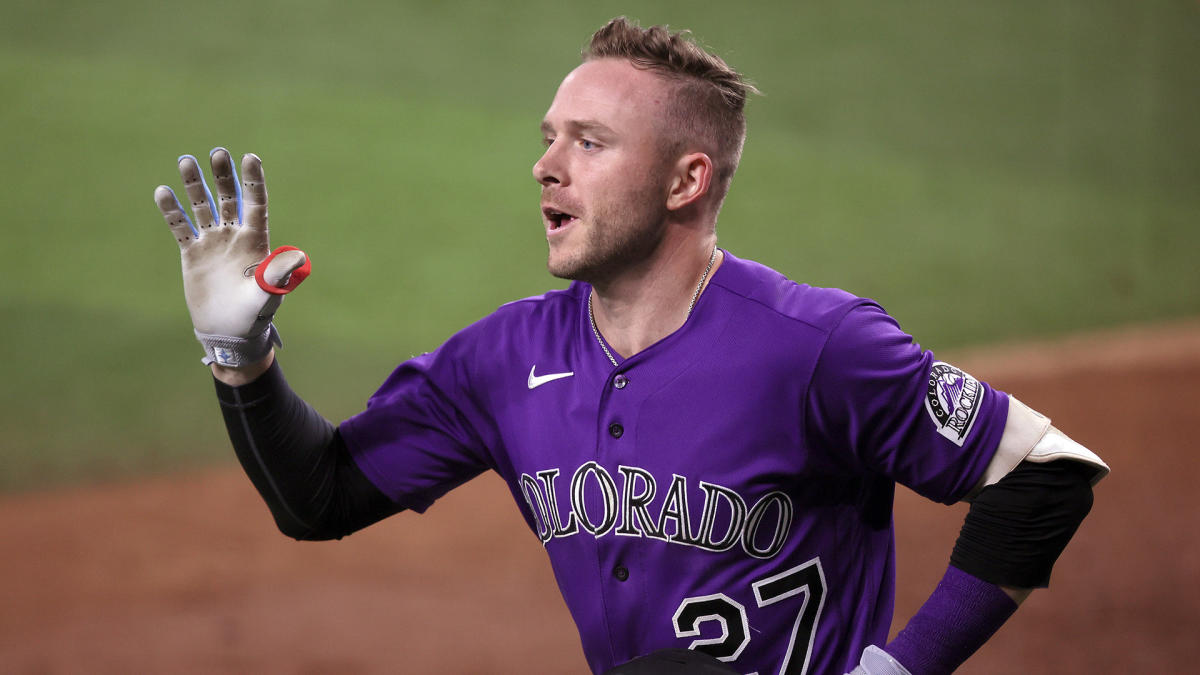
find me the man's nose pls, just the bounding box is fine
[533,145,563,186]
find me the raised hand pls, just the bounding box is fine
[154,148,310,368]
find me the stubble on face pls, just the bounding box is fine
[546,171,671,286]
[539,59,686,286]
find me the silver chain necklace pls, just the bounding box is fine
[588,246,718,367]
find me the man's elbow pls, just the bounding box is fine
[951,459,1097,589]
[270,509,351,542]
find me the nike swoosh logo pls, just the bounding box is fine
[528,366,574,390]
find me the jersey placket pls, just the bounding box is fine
[576,281,737,665]
[590,361,647,665]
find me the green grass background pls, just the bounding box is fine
[2,0,1197,491]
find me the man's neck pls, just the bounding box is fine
[589,235,722,360]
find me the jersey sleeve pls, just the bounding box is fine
[805,303,1009,504]
[338,331,493,513]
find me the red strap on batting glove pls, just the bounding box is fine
[255,246,312,295]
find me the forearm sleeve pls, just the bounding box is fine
[885,566,1017,675]
[214,360,402,540]
[882,459,1096,672]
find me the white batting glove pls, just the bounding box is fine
[846,645,912,675]
[154,148,310,367]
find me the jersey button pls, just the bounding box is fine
[609,423,624,438]
[613,374,628,389]
[613,565,629,582]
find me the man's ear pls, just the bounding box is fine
[666,152,713,211]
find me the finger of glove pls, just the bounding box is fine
[177,154,218,230]
[857,646,911,675]
[209,147,243,227]
[262,249,307,288]
[240,153,268,233]
[154,185,199,248]
[252,294,285,333]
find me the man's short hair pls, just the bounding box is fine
[584,17,758,209]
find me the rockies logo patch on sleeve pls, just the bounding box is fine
[924,361,985,446]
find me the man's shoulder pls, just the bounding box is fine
[489,282,585,324]
[411,284,584,381]
[712,251,875,332]
[496,283,585,311]
[449,282,584,344]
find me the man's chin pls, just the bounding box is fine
[547,251,600,283]
[547,259,585,282]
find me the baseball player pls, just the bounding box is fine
[153,17,1108,675]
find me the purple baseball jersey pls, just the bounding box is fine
[340,251,1009,674]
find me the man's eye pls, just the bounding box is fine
[542,137,555,148]
[580,139,596,150]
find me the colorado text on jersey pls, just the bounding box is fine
[519,462,794,559]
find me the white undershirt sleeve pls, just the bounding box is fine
[966,397,1109,500]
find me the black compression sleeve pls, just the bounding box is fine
[951,459,1094,588]
[213,360,402,540]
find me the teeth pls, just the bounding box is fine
[544,207,576,230]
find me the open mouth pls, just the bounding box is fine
[543,207,579,232]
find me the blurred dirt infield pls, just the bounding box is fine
[2,320,1197,673]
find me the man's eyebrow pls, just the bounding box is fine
[540,119,617,137]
